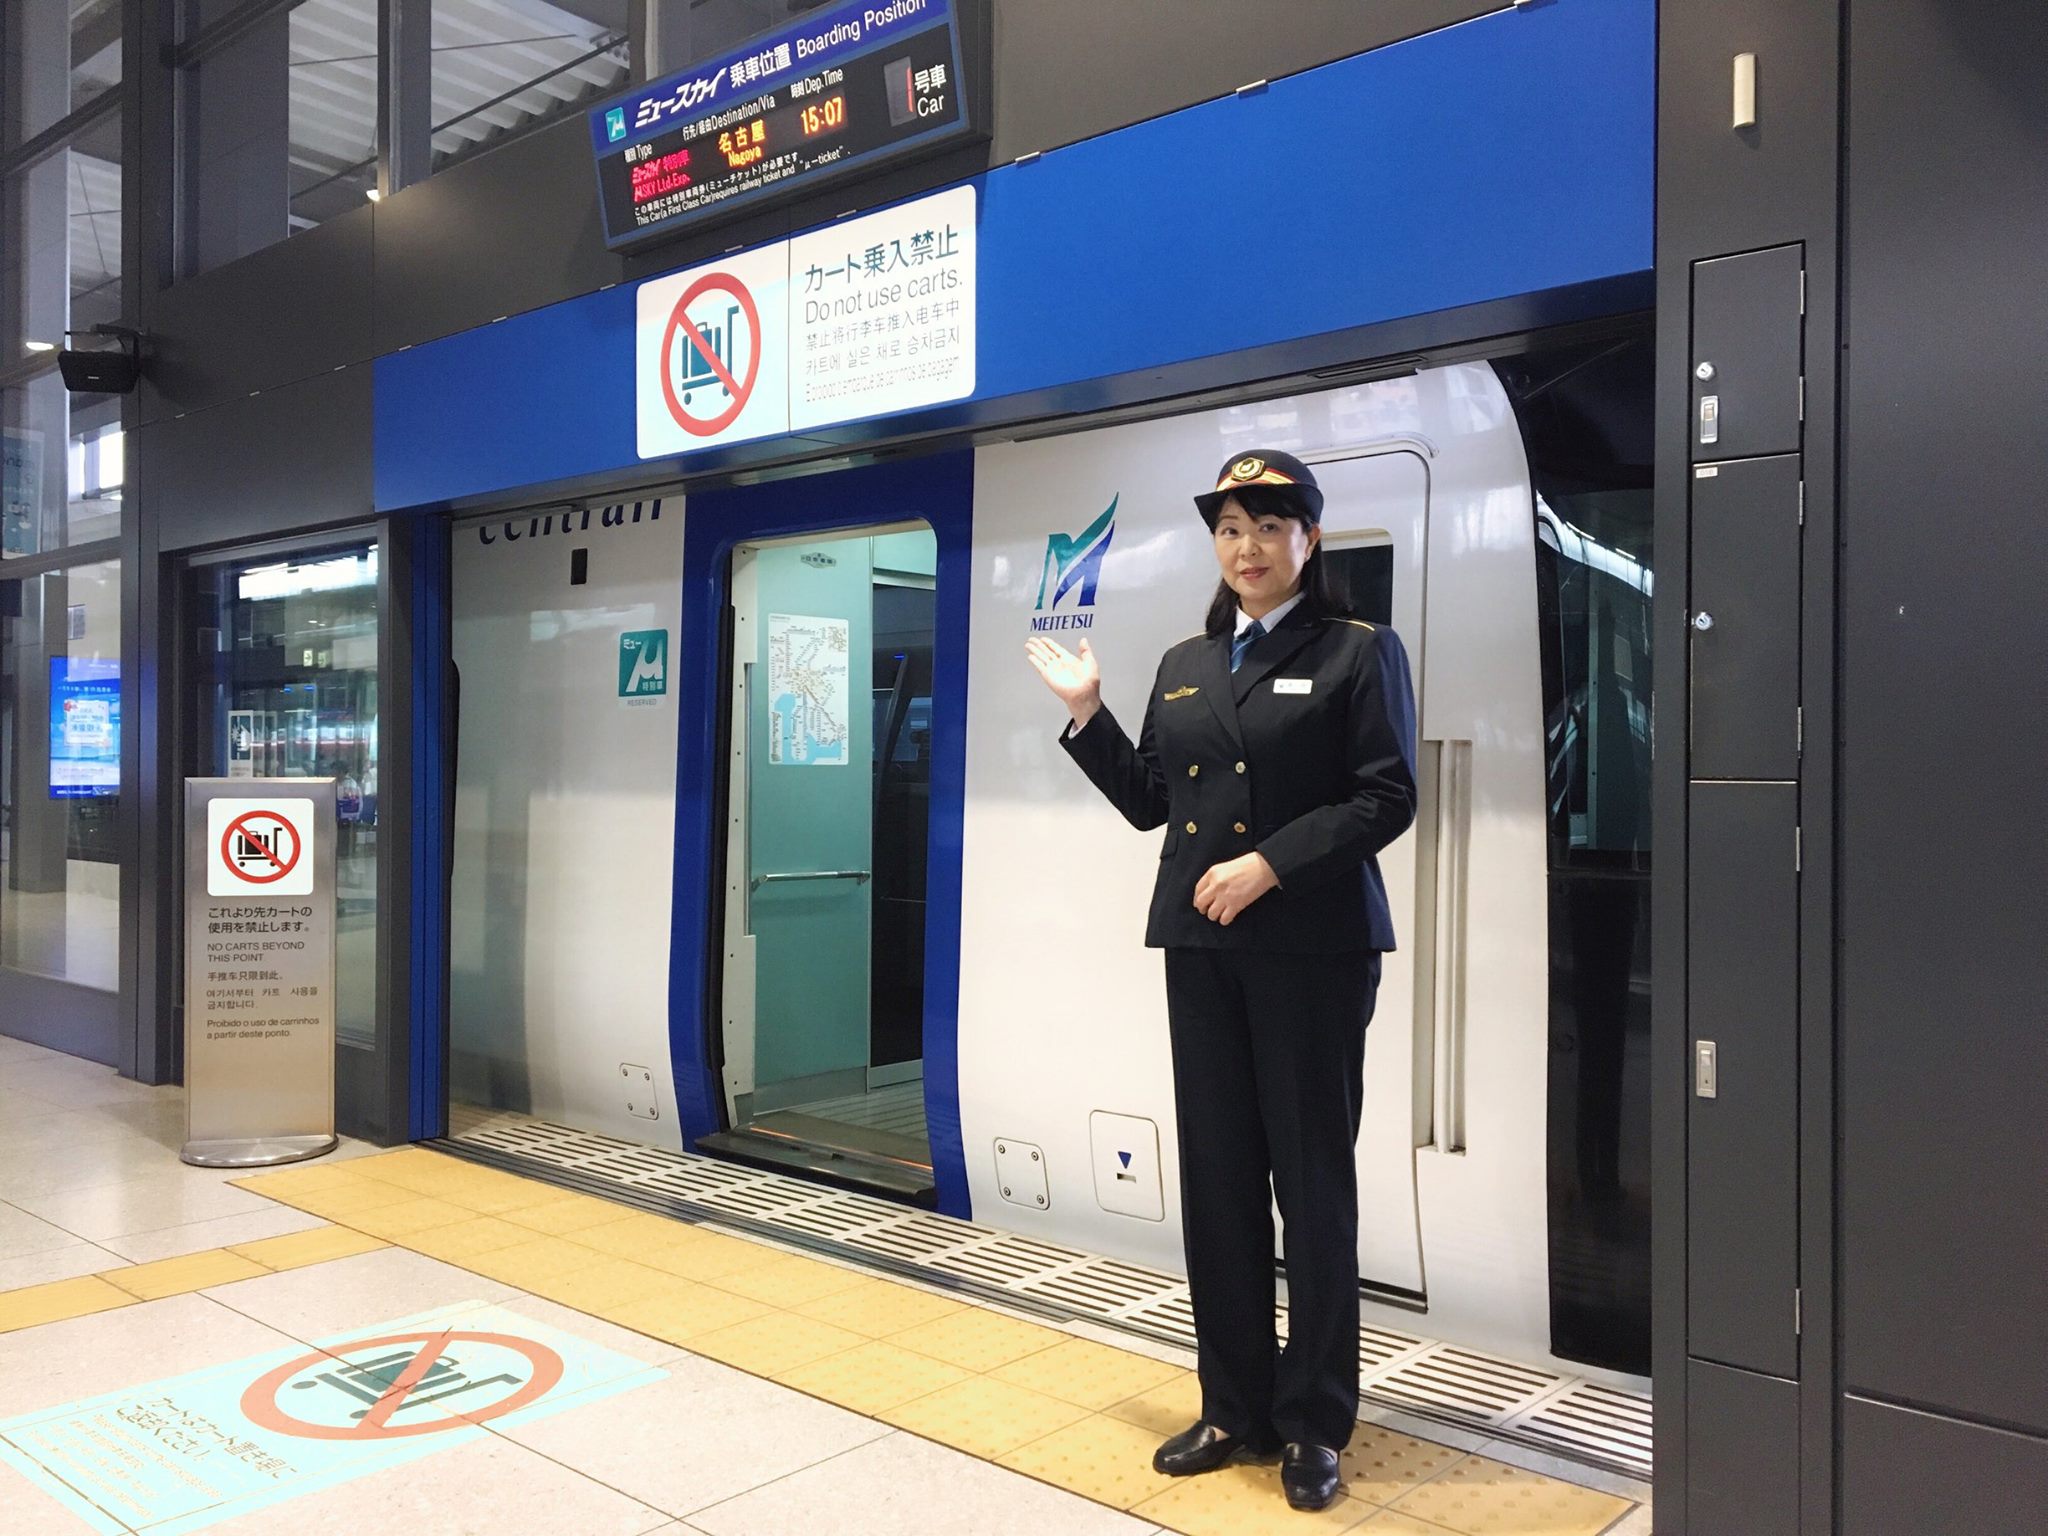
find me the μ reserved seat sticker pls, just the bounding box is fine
[0,1302,665,1534]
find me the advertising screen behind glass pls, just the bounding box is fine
[49,654,120,797]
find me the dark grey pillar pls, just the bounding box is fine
[179,14,290,275]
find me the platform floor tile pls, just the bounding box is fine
[0,1273,133,1332]
[991,1334,1189,1411]
[1387,1454,1631,1535]
[887,1304,1070,1373]
[1340,1423,1473,1507]
[686,1311,871,1376]
[604,1281,779,1342]
[209,1145,1649,1536]
[227,1223,387,1270]
[1102,1368,1206,1435]
[881,1374,1095,1459]
[776,1337,972,1414]
[1132,1459,1377,1534]
[709,1252,873,1309]
[996,1411,1185,1508]
[789,1275,968,1336]
[101,1246,267,1300]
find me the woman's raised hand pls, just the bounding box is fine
[1025,636,1103,728]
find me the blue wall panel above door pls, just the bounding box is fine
[374,0,1652,512]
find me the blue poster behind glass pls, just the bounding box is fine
[49,656,120,798]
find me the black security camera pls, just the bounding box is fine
[58,324,144,395]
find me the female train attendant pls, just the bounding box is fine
[1025,450,1418,1513]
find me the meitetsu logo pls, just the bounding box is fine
[605,107,627,142]
[1031,497,1116,632]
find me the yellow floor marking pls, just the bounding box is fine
[592,1228,773,1282]
[888,1306,1069,1373]
[229,1226,386,1271]
[101,1249,268,1301]
[997,1412,1185,1509]
[269,1180,418,1219]
[0,1275,136,1334]
[502,1196,631,1236]
[605,1284,777,1343]
[881,1375,1094,1460]
[406,1216,538,1265]
[1132,1460,1376,1535]
[688,1312,869,1377]
[459,1236,613,1289]
[707,1254,873,1309]
[1101,1370,1205,1437]
[1386,1454,1631,1536]
[1355,1513,1464,1534]
[1339,1424,1469,1508]
[789,1276,968,1338]
[571,1213,707,1260]
[344,1196,473,1239]
[776,1338,972,1416]
[230,1163,362,1199]
[224,1147,1639,1536]
[548,1259,678,1312]
[990,1335,1188,1411]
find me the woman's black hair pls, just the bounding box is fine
[1202,485,1349,637]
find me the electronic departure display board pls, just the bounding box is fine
[590,0,982,250]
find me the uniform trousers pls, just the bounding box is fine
[1162,945,1381,1450]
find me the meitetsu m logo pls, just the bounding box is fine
[605,107,627,142]
[1031,497,1116,632]
[619,629,668,699]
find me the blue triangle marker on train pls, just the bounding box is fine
[1118,1151,1132,1169]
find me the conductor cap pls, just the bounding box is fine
[1194,449,1324,528]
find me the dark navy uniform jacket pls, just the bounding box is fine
[1061,604,1419,954]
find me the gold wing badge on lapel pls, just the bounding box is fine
[1162,686,1200,701]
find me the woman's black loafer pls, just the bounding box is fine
[1281,1442,1343,1510]
[1153,1421,1253,1476]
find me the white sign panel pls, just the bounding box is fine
[633,185,976,458]
[186,779,337,1169]
[635,241,791,457]
[206,796,318,897]
[788,183,977,429]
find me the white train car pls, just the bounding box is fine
[444,349,1653,1408]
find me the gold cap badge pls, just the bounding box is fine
[1229,456,1266,482]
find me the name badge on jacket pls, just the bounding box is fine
[1273,678,1313,695]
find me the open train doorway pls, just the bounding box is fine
[698,522,939,1203]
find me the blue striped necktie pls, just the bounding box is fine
[1230,618,1265,674]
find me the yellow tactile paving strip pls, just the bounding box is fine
[0,1146,1639,1535]
[0,1223,389,1333]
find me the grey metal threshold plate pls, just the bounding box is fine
[438,1112,1652,1480]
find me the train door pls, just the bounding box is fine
[1302,447,1430,1298]
[703,522,937,1202]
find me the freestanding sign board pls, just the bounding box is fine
[182,778,339,1167]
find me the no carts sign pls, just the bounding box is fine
[207,797,316,896]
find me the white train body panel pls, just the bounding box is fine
[448,505,687,1150]
[959,364,1568,1372]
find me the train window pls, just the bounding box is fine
[1321,541,1394,626]
[1499,335,1655,1376]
